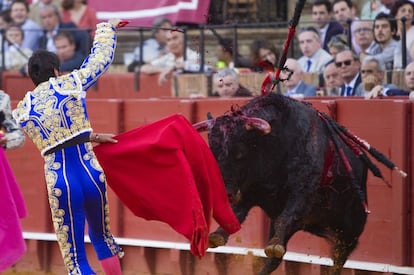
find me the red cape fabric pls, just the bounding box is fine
[93,114,240,256]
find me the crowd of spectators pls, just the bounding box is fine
[0,0,94,73]
[124,0,414,99]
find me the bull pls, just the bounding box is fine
[194,93,406,275]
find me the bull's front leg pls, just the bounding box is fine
[208,204,250,248]
[265,194,312,259]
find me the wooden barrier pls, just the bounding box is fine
[122,98,194,131]
[392,70,408,90]
[3,71,411,102]
[335,99,410,265]
[1,71,172,101]
[303,72,321,87]
[2,72,34,101]
[172,73,210,97]
[87,73,172,99]
[237,72,267,96]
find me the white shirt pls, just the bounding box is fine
[151,48,199,68]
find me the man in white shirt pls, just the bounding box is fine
[128,17,173,72]
[297,26,333,74]
[141,28,199,85]
[9,0,42,51]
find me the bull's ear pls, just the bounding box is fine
[207,112,214,120]
[243,117,271,134]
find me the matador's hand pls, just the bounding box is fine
[90,133,118,144]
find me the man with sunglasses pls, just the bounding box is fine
[334,49,362,96]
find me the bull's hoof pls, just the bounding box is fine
[264,244,286,259]
[208,232,227,248]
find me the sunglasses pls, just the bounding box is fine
[335,60,352,67]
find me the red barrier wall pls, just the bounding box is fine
[335,99,410,265]
[87,73,172,99]
[122,98,194,131]
[2,72,34,101]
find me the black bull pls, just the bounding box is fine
[194,93,405,275]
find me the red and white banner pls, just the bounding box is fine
[89,0,211,27]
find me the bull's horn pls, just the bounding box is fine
[242,117,271,134]
[193,119,215,132]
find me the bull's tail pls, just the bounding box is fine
[318,111,407,183]
[318,111,370,212]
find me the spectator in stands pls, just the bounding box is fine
[322,60,343,96]
[357,56,398,96]
[212,68,252,97]
[362,12,400,70]
[127,17,172,72]
[332,0,359,29]
[365,59,414,98]
[140,29,199,85]
[327,34,349,59]
[60,0,97,38]
[405,60,414,90]
[390,0,414,68]
[297,26,333,74]
[249,39,279,72]
[335,49,362,96]
[29,0,61,26]
[352,19,376,59]
[53,31,83,72]
[39,4,88,56]
[9,0,43,51]
[360,0,389,19]
[332,0,360,53]
[280,58,317,97]
[2,24,32,71]
[214,37,252,70]
[311,0,345,52]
